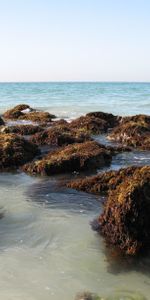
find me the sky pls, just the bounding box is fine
[0,0,150,82]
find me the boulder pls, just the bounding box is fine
[86,111,120,128]
[30,125,91,146]
[22,141,112,176]
[0,124,43,135]
[3,104,31,120]
[67,166,137,195]
[0,133,39,170]
[3,104,56,123]
[69,115,108,134]
[19,111,56,123]
[108,114,150,150]
[98,166,150,255]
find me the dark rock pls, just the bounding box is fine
[19,111,56,123]
[108,114,150,150]
[30,125,91,146]
[0,124,43,135]
[0,116,5,126]
[69,115,108,134]
[3,104,31,120]
[3,104,56,123]
[0,133,39,170]
[22,141,112,176]
[86,111,120,128]
[67,166,137,195]
[98,166,150,255]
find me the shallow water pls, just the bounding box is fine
[0,83,150,299]
[0,158,150,299]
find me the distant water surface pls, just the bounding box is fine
[0,82,150,118]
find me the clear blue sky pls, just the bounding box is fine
[0,0,150,82]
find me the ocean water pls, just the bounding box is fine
[0,82,150,118]
[0,82,150,300]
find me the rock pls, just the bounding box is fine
[0,116,5,126]
[69,112,120,134]
[3,104,31,120]
[19,111,56,123]
[3,104,56,123]
[51,119,68,126]
[22,141,112,176]
[0,133,39,170]
[30,125,91,146]
[98,166,150,255]
[69,115,108,134]
[75,292,100,300]
[86,111,120,128]
[75,291,146,300]
[67,166,137,195]
[108,114,150,150]
[0,124,43,135]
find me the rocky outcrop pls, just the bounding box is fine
[19,111,56,123]
[98,166,150,255]
[0,124,43,135]
[30,125,91,146]
[69,112,120,134]
[0,133,39,170]
[108,114,150,150]
[67,166,137,195]
[86,111,120,128]
[22,141,112,176]
[3,104,32,120]
[3,104,56,123]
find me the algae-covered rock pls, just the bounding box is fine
[19,111,56,123]
[30,125,91,146]
[3,104,56,123]
[0,124,43,135]
[0,133,39,170]
[69,115,108,134]
[67,166,137,195]
[86,111,120,128]
[108,114,150,150]
[22,141,112,176]
[98,166,150,255]
[3,104,31,120]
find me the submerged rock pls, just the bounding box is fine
[30,125,91,146]
[0,124,43,135]
[108,114,150,150]
[75,292,100,300]
[22,141,112,176]
[75,291,146,300]
[98,166,150,255]
[0,133,39,170]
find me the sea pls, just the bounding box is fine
[0,82,150,300]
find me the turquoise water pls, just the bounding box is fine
[0,82,150,118]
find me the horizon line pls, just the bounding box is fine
[0,80,150,84]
